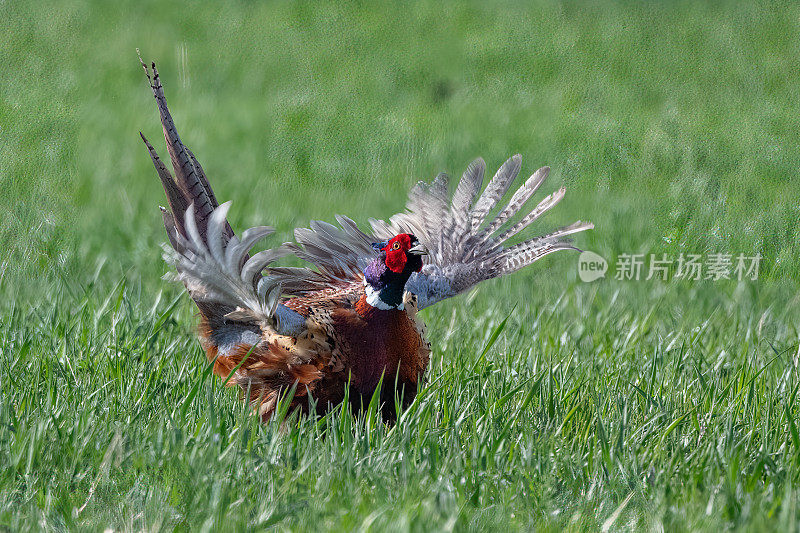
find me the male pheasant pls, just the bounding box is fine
[139,60,593,421]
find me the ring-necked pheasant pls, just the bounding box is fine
[139,60,593,421]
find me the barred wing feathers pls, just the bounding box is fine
[163,202,309,335]
[269,215,378,296]
[370,155,593,309]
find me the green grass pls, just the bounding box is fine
[2,0,800,530]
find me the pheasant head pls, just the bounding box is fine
[363,233,427,310]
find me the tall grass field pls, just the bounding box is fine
[3,1,800,530]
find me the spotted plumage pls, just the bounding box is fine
[140,59,592,421]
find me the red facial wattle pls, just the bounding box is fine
[382,234,413,273]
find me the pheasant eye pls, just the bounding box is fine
[392,242,401,250]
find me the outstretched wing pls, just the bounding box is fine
[163,201,310,333]
[268,216,378,297]
[370,155,593,309]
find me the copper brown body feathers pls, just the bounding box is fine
[199,288,429,421]
[140,59,591,422]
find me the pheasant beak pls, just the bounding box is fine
[408,243,428,256]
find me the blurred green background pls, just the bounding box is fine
[3,1,800,530]
[4,0,800,295]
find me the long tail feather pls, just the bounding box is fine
[140,55,243,318]
[142,132,189,234]
[139,54,234,245]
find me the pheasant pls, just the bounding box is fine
[139,60,593,421]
